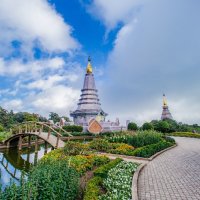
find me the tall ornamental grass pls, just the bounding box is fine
[0,160,79,200]
[107,130,163,147]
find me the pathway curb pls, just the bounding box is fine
[132,163,147,200]
[132,144,177,200]
[96,152,149,161]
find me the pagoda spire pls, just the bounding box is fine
[161,94,173,120]
[70,57,107,126]
[86,56,93,74]
[163,94,168,106]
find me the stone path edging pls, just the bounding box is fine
[96,152,149,161]
[132,163,147,200]
[132,144,177,200]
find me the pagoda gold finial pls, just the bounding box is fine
[86,56,93,74]
[163,94,168,106]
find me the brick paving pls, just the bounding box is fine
[138,137,200,200]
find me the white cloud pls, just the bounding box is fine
[90,0,200,125]
[0,0,79,54]
[87,0,143,29]
[0,99,23,112]
[0,57,65,77]
[25,75,65,90]
[31,85,80,116]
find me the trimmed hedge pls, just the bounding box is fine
[83,176,103,200]
[169,132,200,139]
[63,125,83,132]
[94,158,122,178]
[133,141,174,158]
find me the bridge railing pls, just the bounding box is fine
[7,121,72,149]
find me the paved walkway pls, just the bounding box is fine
[138,137,200,200]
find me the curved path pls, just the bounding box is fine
[138,137,200,200]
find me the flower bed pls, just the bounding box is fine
[83,158,123,200]
[42,149,110,175]
[83,159,139,200]
[109,143,135,155]
[88,131,175,158]
[89,139,135,155]
[100,161,138,200]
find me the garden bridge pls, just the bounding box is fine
[4,122,72,150]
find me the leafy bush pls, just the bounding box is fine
[0,124,4,132]
[63,125,83,132]
[169,132,200,138]
[69,155,110,175]
[89,139,110,151]
[64,141,90,156]
[127,122,138,131]
[164,136,176,144]
[99,161,138,200]
[154,121,170,133]
[94,158,122,178]
[108,130,163,147]
[29,160,79,200]
[1,160,79,200]
[71,132,93,136]
[133,141,173,158]
[0,132,12,142]
[100,131,121,137]
[83,176,103,200]
[109,143,135,155]
[42,150,110,175]
[142,122,154,130]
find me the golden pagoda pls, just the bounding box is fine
[86,56,93,74]
[161,94,173,120]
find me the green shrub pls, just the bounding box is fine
[142,122,154,130]
[64,141,89,156]
[133,141,173,158]
[71,132,93,136]
[92,155,110,166]
[69,155,110,175]
[89,139,110,151]
[1,160,79,200]
[0,132,12,142]
[0,125,4,132]
[63,125,83,132]
[83,176,103,200]
[154,121,170,133]
[169,132,200,138]
[109,143,135,155]
[108,130,163,147]
[94,158,122,178]
[128,122,138,131]
[100,131,121,137]
[30,160,79,199]
[164,136,176,144]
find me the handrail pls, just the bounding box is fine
[12,121,63,137]
[5,121,68,148]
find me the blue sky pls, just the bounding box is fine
[0,0,200,125]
